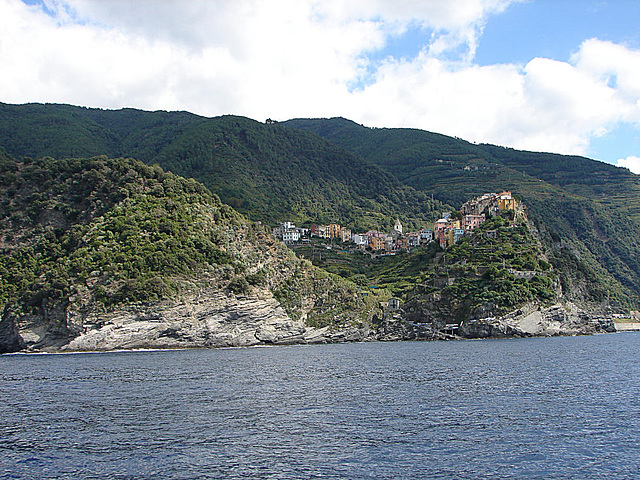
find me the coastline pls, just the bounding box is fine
[614,322,640,332]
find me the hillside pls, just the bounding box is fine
[284,118,640,309]
[283,117,640,216]
[0,153,384,352]
[0,102,635,348]
[0,103,448,232]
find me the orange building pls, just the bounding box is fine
[327,223,341,238]
[370,236,386,251]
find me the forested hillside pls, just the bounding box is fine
[1,102,639,310]
[0,103,447,232]
[284,118,640,309]
[0,152,383,351]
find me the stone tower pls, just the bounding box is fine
[394,218,403,235]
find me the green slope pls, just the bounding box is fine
[0,152,385,350]
[0,103,447,231]
[284,117,640,308]
[1,103,639,310]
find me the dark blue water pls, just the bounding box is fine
[2,334,640,479]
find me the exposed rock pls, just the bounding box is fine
[0,306,26,353]
[15,298,83,351]
[8,294,616,353]
[458,303,614,338]
[17,288,372,352]
[374,301,615,342]
[6,289,618,352]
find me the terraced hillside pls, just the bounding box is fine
[285,117,640,308]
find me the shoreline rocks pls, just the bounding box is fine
[457,303,615,339]
[6,292,617,354]
[0,306,26,353]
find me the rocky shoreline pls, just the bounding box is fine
[0,289,616,354]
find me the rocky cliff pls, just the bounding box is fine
[0,155,383,353]
[394,211,618,339]
[56,289,374,352]
[372,301,614,343]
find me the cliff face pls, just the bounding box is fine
[56,289,375,352]
[0,307,26,353]
[395,212,617,338]
[7,291,613,353]
[457,303,615,338]
[0,155,382,353]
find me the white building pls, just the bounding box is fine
[420,230,433,243]
[282,230,301,243]
[394,219,403,235]
[352,233,369,246]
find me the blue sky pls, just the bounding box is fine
[2,0,640,172]
[476,1,640,65]
[476,0,640,166]
[360,0,640,167]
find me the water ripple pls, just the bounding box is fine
[2,334,640,478]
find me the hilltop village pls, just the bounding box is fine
[274,191,524,252]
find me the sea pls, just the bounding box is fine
[2,333,640,479]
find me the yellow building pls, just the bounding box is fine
[327,223,341,238]
[370,236,386,251]
[497,191,518,211]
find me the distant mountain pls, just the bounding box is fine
[283,117,640,213]
[0,103,447,232]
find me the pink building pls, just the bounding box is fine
[463,214,485,231]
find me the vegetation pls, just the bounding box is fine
[291,240,442,299]
[291,212,561,321]
[0,154,383,332]
[1,102,639,319]
[0,103,449,232]
[0,154,247,314]
[285,117,640,309]
[406,214,559,320]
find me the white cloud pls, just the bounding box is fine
[1,0,640,163]
[617,156,640,174]
[347,37,640,158]
[572,39,640,111]
[0,0,522,115]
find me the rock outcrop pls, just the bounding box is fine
[375,301,615,342]
[458,303,615,338]
[0,306,26,353]
[11,289,373,352]
[7,294,617,353]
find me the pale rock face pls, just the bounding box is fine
[56,289,373,352]
[11,291,615,353]
[458,303,614,339]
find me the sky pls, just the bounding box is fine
[2,0,640,173]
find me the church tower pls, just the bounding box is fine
[394,218,403,235]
